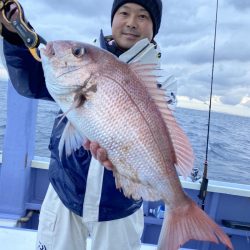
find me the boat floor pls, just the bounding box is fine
[0,226,194,250]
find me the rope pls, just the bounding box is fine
[198,0,219,210]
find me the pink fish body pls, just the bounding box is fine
[41,40,233,250]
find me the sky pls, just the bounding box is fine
[0,0,250,117]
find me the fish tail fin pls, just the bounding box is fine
[158,199,233,250]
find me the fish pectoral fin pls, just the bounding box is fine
[73,85,97,108]
[73,75,98,108]
[58,121,84,158]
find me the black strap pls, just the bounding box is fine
[1,24,24,45]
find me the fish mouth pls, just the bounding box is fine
[41,42,55,58]
[40,42,83,79]
[46,77,81,96]
[55,66,83,79]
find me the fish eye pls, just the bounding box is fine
[72,47,85,58]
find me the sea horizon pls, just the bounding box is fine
[0,80,249,185]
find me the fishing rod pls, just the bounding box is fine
[198,0,219,210]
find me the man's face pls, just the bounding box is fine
[112,3,154,50]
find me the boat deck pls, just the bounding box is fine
[0,226,194,250]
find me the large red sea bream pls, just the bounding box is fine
[41,40,233,250]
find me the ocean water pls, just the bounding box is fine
[0,80,250,185]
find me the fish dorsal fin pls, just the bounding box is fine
[58,121,84,159]
[129,63,194,178]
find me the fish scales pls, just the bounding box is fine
[53,52,177,201]
[41,40,233,250]
[79,76,174,201]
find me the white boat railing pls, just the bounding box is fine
[31,156,50,170]
[1,150,250,198]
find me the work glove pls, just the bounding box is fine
[0,0,26,44]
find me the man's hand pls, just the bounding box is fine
[83,140,114,171]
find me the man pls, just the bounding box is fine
[0,0,163,249]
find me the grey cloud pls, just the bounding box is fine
[227,0,250,10]
[220,91,247,106]
[21,0,112,41]
[178,81,211,101]
[168,64,213,101]
[157,0,250,107]
[19,0,250,109]
[165,60,249,106]
[34,0,113,18]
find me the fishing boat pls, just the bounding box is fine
[0,81,249,250]
[0,0,249,248]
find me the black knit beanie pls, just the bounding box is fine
[111,0,162,37]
